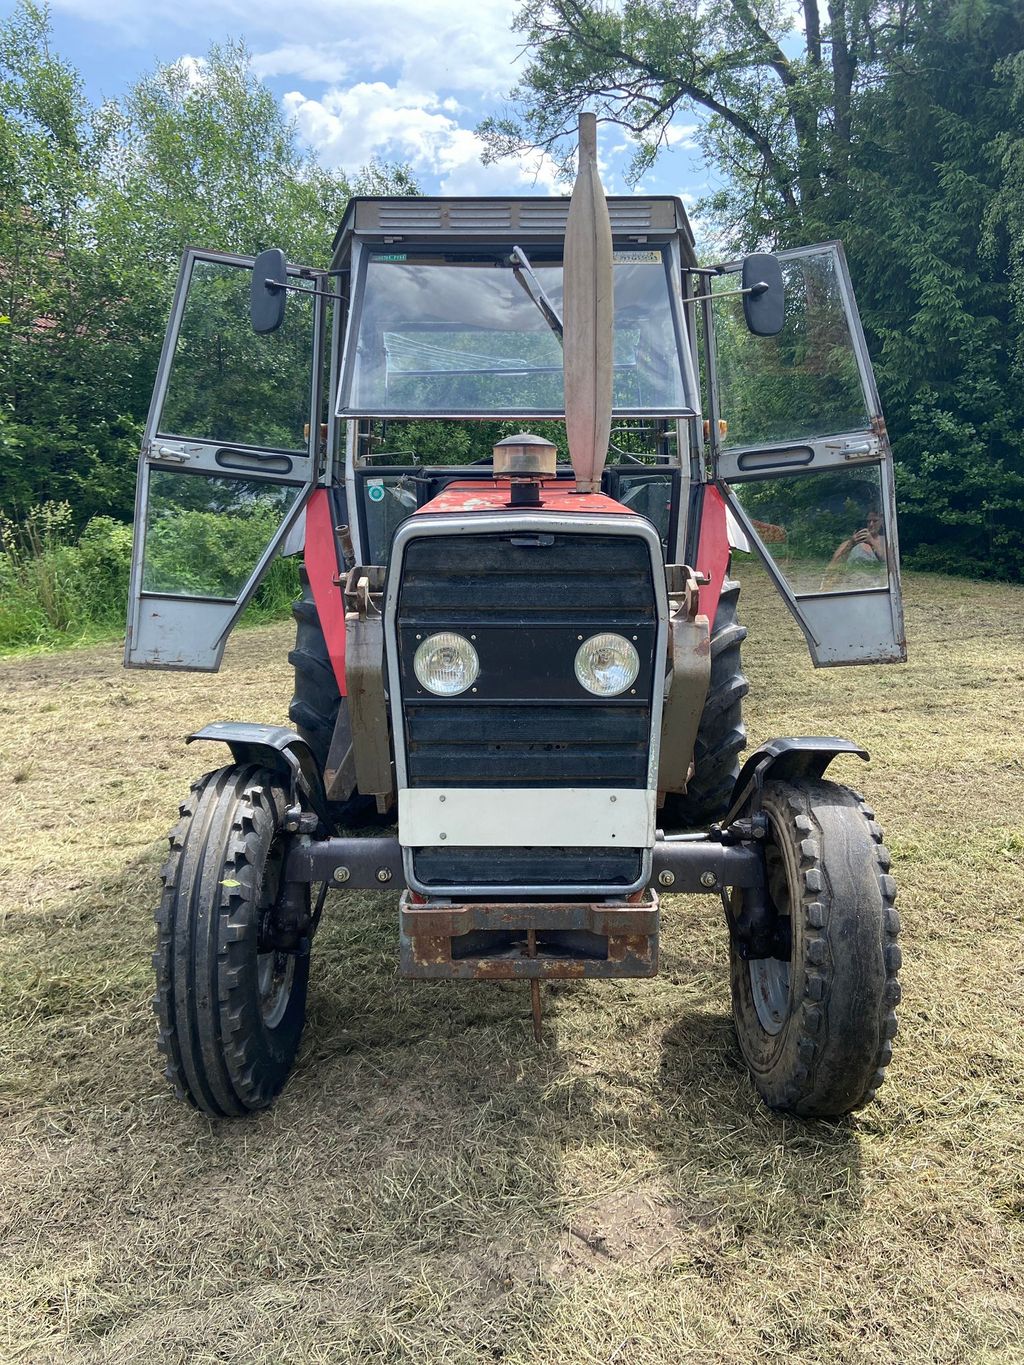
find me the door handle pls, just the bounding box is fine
[824,439,878,459]
[147,444,197,464]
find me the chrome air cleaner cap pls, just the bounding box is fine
[492,432,558,479]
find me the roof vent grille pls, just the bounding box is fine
[378,206,444,230]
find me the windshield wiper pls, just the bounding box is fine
[510,246,563,341]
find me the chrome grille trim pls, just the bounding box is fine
[383,511,669,897]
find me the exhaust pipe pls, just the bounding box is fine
[563,112,614,494]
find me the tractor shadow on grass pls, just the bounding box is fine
[18,865,869,1362]
[649,1006,867,1266]
[293,900,868,1355]
[263,887,590,1358]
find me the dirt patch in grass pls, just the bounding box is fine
[1,571,1023,1363]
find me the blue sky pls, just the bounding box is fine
[37,0,714,211]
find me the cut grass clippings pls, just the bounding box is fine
[0,569,1022,1363]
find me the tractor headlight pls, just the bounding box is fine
[413,632,480,696]
[574,632,640,697]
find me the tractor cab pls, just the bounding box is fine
[332,194,697,572]
[124,189,904,674]
[125,116,905,1124]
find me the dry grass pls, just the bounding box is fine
[1,571,1022,1364]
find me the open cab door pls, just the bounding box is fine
[708,242,905,665]
[125,248,325,670]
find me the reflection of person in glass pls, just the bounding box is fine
[830,507,886,566]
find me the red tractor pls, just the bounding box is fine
[126,117,904,1120]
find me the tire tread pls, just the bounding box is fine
[153,764,309,1118]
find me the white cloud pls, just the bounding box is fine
[55,0,521,97]
[664,123,699,149]
[326,0,519,98]
[283,79,564,194]
[51,0,715,204]
[251,43,349,84]
[166,53,209,88]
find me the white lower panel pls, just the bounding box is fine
[399,787,656,848]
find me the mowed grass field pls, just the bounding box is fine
[1,571,1023,1364]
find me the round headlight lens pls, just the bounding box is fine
[574,632,640,697]
[413,632,480,696]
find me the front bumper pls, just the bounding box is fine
[286,834,765,980]
[287,833,764,894]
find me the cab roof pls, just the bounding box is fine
[332,195,697,267]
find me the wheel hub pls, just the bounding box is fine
[741,822,793,1034]
[257,951,296,1027]
[749,954,791,1035]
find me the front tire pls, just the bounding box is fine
[153,764,310,1117]
[729,779,901,1117]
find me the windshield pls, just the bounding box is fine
[339,246,696,418]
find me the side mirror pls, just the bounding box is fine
[742,253,784,336]
[251,248,288,333]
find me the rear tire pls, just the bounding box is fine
[153,764,310,1117]
[288,564,388,828]
[729,779,901,1117]
[661,577,748,830]
[288,564,342,778]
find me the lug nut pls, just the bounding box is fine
[700,870,717,889]
[333,866,350,883]
[376,868,392,883]
[658,869,675,887]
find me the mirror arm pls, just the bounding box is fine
[263,278,338,302]
[687,281,769,305]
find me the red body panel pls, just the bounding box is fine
[417,479,629,518]
[305,477,723,700]
[695,484,730,627]
[304,488,347,696]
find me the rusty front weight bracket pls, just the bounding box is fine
[398,893,661,982]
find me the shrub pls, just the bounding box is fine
[0,501,299,652]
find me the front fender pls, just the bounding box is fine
[186,722,331,828]
[722,736,869,827]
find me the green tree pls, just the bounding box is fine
[91,41,417,520]
[479,0,926,244]
[0,10,416,526]
[484,0,1024,579]
[843,0,1024,578]
[0,1,133,517]
[96,41,359,270]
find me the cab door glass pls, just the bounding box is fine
[713,251,869,449]
[143,471,300,598]
[126,249,323,671]
[160,259,315,452]
[730,465,890,597]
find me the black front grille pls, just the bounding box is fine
[393,527,659,891]
[414,846,644,888]
[398,532,655,623]
[404,701,649,786]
